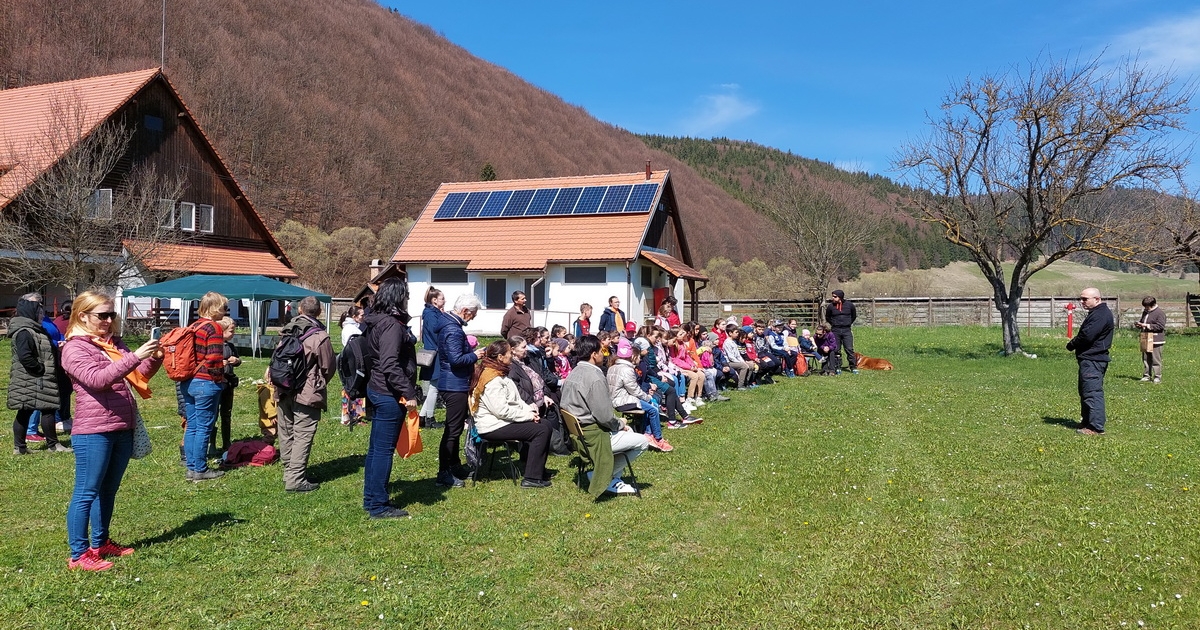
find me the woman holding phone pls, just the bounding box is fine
[60,291,161,570]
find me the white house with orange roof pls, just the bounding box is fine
[0,68,295,318]
[388,166,708,337]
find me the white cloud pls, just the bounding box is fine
[681,86,759,136]
[1112,10,1200,72]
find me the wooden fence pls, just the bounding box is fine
[696,296,1200,329]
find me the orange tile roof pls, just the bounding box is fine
[640,249,708,281]
[0,68,160,209]
[393,171,670,271]
[0,69,292,270]
[125,240,297,278]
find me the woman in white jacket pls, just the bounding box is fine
[469,340,553,488]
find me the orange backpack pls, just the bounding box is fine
[160,322,201,382]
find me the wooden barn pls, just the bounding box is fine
[0,68,294,314]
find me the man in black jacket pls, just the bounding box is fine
[1066,288,1114,435]
[824,290,858,373]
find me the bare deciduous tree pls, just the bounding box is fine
[760,179,876,303]
[0,98,189,294]
[896,55,1193,355]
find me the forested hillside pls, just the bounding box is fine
[0,0,978,295]
[641,136,972,272]
[0,0,792,272]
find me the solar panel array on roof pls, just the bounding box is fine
[432,182,660,220]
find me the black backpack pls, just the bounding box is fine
[269,326,320,393]
[338,332,370,400]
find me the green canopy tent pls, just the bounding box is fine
[121,274,331,356]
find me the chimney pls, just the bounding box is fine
[368,258,386,281]
[645,160,652,180]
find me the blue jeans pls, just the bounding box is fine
[363,389,403,516]
[183,378,223,472]
[67,430,133,558]
[639,399,663,439]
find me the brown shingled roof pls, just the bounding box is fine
[640,249,708,281]
[125,240,297,279]
[394,171,669,271]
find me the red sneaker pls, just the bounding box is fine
[97,539,135,558]
[26,434,46,442]
[68,548,114,572]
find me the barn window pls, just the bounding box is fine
[564,266,606,284]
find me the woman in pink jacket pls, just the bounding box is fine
[60,291,161,571]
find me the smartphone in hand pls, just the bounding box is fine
[150,326,162,340]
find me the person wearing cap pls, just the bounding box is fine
[597,296,626,333]
[607,339,672,452]
[623,320,639,343]
[825,290,858,373]
[499,291,531,342]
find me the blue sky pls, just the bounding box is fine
[388,1,1200,181]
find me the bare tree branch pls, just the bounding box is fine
[896,54,1193,354]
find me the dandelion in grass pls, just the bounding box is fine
[361,601,370,606]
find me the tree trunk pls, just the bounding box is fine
[999,301,1023,355]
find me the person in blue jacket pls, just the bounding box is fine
[434,294,484,488]
[418,287,446,429]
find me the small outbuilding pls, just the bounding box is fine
[386,167,707,336]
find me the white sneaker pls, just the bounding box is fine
[682,401,696,413]
[607,480,637,495]
[694,398,706,406]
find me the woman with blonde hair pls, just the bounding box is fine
[181,291,229,481]
[60,291,161,570]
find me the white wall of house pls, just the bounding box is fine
[407,261,680,338]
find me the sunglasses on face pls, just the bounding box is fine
[89,311,118,321]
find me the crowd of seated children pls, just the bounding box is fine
[641,328,702,428]
[765,319,799,377]
[607,339,672,452]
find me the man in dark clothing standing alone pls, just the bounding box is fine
[824,290,858,373]
[500,291,531,341]
[1066,287,1114,436]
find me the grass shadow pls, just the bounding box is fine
[308,453,364,484]
[1042,416,1080,430]
[132,511,244,548]
[911,344,1000,360]
[388,478,450,508]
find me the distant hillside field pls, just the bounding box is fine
[841,261,1199,299]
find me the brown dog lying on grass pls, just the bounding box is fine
[854,353,894,370]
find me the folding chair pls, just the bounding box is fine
[465,420,520,486]
[559,409,640,497]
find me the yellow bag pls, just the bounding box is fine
[257,381,278,443]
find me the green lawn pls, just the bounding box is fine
[1,326,1198,628]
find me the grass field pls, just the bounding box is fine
[1,325,1199,629]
